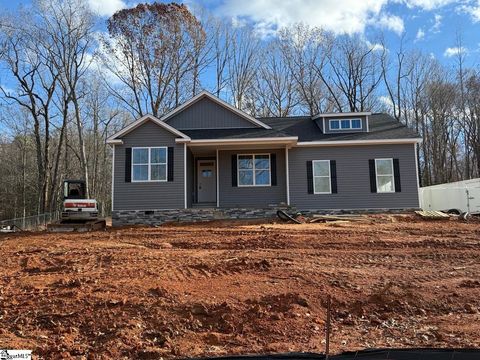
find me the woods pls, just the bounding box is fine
[1,0,479,220]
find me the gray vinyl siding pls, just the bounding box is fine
[218,149,287,208]
[322,115,368,134]
[166,97,257,129]
[113,120,184,210]
[289,144,419,210]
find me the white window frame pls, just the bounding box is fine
[237,153,271,187]
[375,158,395,193]
[329,118,362,131]
[131,146,168,182]
[312,160,331,194]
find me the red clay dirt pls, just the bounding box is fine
[1,215,479,359]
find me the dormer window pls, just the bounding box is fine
[329,118,362,131]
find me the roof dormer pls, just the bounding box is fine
[313,112,371,134]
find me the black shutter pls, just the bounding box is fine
[231,155,237,187]
[369,159,377,193]
[306,161,313,194]
[271,154,277,186]
[330,160,337,194]
[167,147,174,181]
[393,158,401,192]
[125,148,132,183]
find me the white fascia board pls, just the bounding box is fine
[106,114,191,143]
[161,90,272,130]
[179,136,298,146]
[296,138,422,147]
[312,112,372,119]
[106,139,123,145]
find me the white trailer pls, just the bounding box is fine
[419,178,480,214]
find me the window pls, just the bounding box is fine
[329,118,362,131]
[330,120,340,130]
[132,147,167,182]
[202,170,213,177]
[312,160,331,194]
[238,154,271,186]
[375,158,395,193]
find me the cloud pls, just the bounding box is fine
[87,0,126,17]
[373,13,405,35]
[444,46,468,57]
[365,40,386,52]
[415,28,425,41]
[459,1,480,22]
[379,95,394,109]
[216,0,391,35]
[432,14,442,32]
[401,0,457,10]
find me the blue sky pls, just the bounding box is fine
[1,0,480,68]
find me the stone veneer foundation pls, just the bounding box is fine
[112,207,416,226]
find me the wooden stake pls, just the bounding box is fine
[325,295,331,359]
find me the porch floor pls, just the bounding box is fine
[191,202,217,208]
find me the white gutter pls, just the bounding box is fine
[296,138,422,147]
[179,137,298,146]
[107,139,123,145]
[312,111,372,120]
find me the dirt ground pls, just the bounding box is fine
[1,215,480,359]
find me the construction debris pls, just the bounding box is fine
[277,210,369,224]
[415,210,451,219]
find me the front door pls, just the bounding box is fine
[197,160,216,203]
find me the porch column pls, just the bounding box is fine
[216,148,220,207]
[184,143,187,209]
[285,146,290,206]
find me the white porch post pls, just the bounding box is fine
[216,148,220,208]
[184,143,187,209]
[285,146,290,206]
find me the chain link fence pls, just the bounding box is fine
[0,212,60,231]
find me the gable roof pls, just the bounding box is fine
[162,91,271,129]
[106,114,191,144]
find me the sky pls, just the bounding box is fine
[1,0,480,91]
[1,0,480,59]
[1,0,479,64]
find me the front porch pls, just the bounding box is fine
[185,143,292,209]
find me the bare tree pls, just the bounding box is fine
[0,9,58,213]
[226,26,261,111]
[278,24,330,115]
[255,41,298,117]
[101,3,205,117]
[321,35,384,112]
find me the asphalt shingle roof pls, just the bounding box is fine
[181,113,419,142]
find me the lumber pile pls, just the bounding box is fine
[414,210,450,219]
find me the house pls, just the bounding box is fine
[107,91,421,226]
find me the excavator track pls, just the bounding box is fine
[47,219,106,232]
